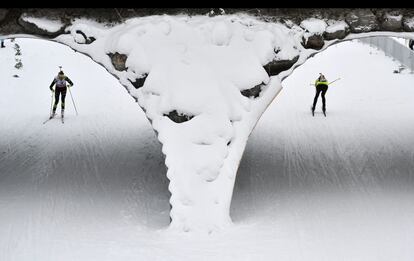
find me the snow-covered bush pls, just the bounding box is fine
[14,43,23,70]
[14,59,23,69]
[14,43,22,55]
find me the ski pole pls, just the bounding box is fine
[328,78,341,85]
[67,85,78,115]
[49,90,54,117]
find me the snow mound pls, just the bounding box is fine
[55,15,297,233]
[21,14,64,33]
[300,18,327,34]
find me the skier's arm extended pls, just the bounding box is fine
[49,79,56,91]
[65,76,74,86]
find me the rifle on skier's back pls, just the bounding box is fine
[309,77,341,86]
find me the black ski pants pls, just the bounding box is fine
[53,87,67,112]
[312,84,328,111]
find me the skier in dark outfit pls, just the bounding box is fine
[49,71,74,118]
[311,73,329,116]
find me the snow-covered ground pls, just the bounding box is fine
[392,36,409,46]
[0,38,171,260]
[232,39,414,260]
[1,37,414,260]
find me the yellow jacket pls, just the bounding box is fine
[315,80,328,86]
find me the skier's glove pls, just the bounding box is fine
[50,88,54,92]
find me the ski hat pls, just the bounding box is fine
[319,73,326,81]
[58,71,65,79]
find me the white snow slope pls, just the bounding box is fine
[0,38,171,260]
[1,35,414,260]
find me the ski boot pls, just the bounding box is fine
[50,111,56,119]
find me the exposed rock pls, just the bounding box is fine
[263,55,299,76]
[241,83,264,98]
[88,37,96,43]
[0,9,8,23]
[164,110,194,123]
[75,30,96,44]
[129,73,148,89]
[380,12,403,31]
[402,17,414,31]
[345,9,379,33]
[324,29,348,40]
[207,8,225,17]
[108,52,128,71]
[324,22,350,40]
[302,34,324,50]
[0,8,412,40]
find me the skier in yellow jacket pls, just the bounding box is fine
[312,73,329,116]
